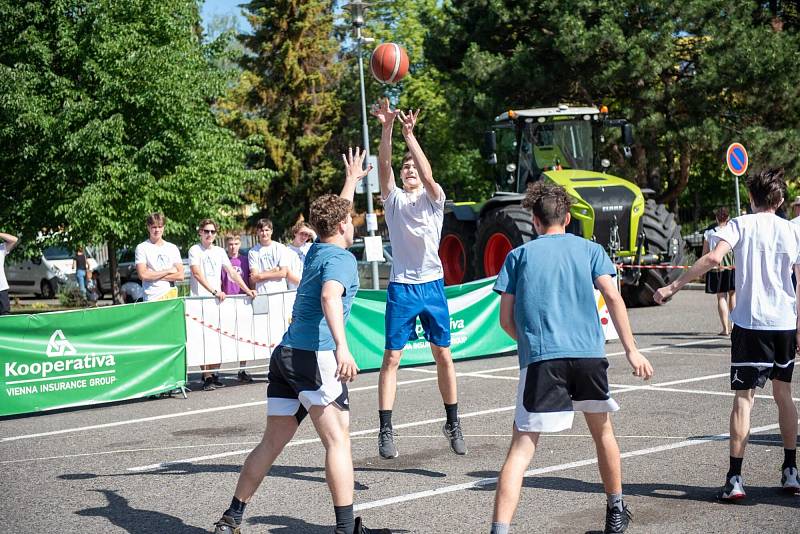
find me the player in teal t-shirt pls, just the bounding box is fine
[213,148,388,534]
[490,181,653,534]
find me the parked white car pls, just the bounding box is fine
[6,246,97,298]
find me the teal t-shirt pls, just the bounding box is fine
[493,233,616,368]
[281,242,359,351]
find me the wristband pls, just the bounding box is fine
[212,289,218,296]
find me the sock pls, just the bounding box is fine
[445,403,459,425]
[606,493,624,511]
[379,409,393,430]
[223,496,247,525]
[333,504,355,534]
[490,522,510,534]
[783,448,797,470]
[727,456,743,478]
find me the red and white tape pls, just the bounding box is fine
[184,313,274,348]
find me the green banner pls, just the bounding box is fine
[347,277,515,370]
[0,300,186,416]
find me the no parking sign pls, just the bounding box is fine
[726,142,748,215]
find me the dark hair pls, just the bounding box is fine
[746,168,786,209]
[522,181,574,226]
[401,152,414,164]
[310,195,352,238]
[291,221,313,235]
[713,206,730,223]
[197,218,217,231]
[255,218,273,231]
[146,212,166,226]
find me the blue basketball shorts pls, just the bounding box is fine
[385,279,451,350]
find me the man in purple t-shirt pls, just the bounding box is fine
[222,233,254,383]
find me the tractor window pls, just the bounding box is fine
[525,120,594,174]
[494,125,517,191]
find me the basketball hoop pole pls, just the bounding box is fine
[347,1,380,289]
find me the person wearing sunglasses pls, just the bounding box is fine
[190,218,256,391]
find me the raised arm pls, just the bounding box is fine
[339,146,372,203]
[0,232,19,253]
[370,98,399,199]
[398,108,440,202]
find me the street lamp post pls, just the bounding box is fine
[345,1,380,290]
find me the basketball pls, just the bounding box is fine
[370,43,409,84]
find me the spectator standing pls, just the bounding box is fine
[221,233,255,383]
[0,232,20,315]
[703,207,736,335]
[72,246,88,298]
[286,221,316,290]
[248,219,292,294]
[190,219,256,391]
[85,269,100,307]
[135,213,184,301]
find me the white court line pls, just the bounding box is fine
[610,384,800,403]
[125,371,730,472]
[0,339,725,444]
[354,421,788,511]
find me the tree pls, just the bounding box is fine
[217,0,342,235]
[0,0,263,299]
[426,0,800,212]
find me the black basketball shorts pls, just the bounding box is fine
[730,325,796,390]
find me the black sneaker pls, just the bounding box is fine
[203,377,216,391]
[442,420,467,455]
[212,373,226,388]
[353,516,391,533]
[378,426,398,459]
[213,514,241,533]
[604,503,632,534]
[718,474,746,501]
[237,370,253,383]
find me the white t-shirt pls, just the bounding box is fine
[382,185,445,284]
[0,243,8,292]
[285,244,308,290]
[188,244,231,296]
[134,240,182,301]
[248,241,292,294]
[715,213,800,330]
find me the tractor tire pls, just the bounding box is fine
[475,206,536,279]
[439,214,477,285]
[622,199,685,307]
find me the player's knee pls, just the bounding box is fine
[430,344,452,364]
[382,350,402,369]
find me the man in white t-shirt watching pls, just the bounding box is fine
[286,221,316,290]
[370,98,466,459]
[248,218,293,294]
[135,213,184,302]
[0,231,20,315]
[190,218,256,391]
[655,168,800,500]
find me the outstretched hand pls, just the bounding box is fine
[342,146,372,184]
[398,108,420,137]
[370,97,399,126]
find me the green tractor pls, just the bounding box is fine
[438,105,685,306]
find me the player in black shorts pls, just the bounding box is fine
[657,169,800,499]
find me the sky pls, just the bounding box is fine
[200,0,247,30]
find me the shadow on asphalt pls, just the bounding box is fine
[60,462,446,492]
[76,489,207,533]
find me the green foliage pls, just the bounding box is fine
[426,0,800,214]
[217,0,342,235]
[0,0,264,254]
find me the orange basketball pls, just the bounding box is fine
[370,43,410,84]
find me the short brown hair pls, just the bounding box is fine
[402,152,414,165]
[746,168,786,209]
[522,181,574,226]
[291,221,313,235]
[310,195,352,238]
[713,206,730,223]
[146,212,166,226]
[256,218,273,231]
[197,218,217,231]
[224,233,241,242]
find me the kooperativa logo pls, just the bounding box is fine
[46,329,77,357]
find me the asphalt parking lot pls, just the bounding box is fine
[2,290,798,533]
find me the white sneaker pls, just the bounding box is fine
[719,474,746,501]
[781,467,800,493]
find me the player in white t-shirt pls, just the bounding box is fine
[0,231,20,315]
[248,219,293,294]
[655,169,800,500]
[286,221,316,290]
[135,213,184,302]
[370,98,465,459]
[190,218,256,391]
